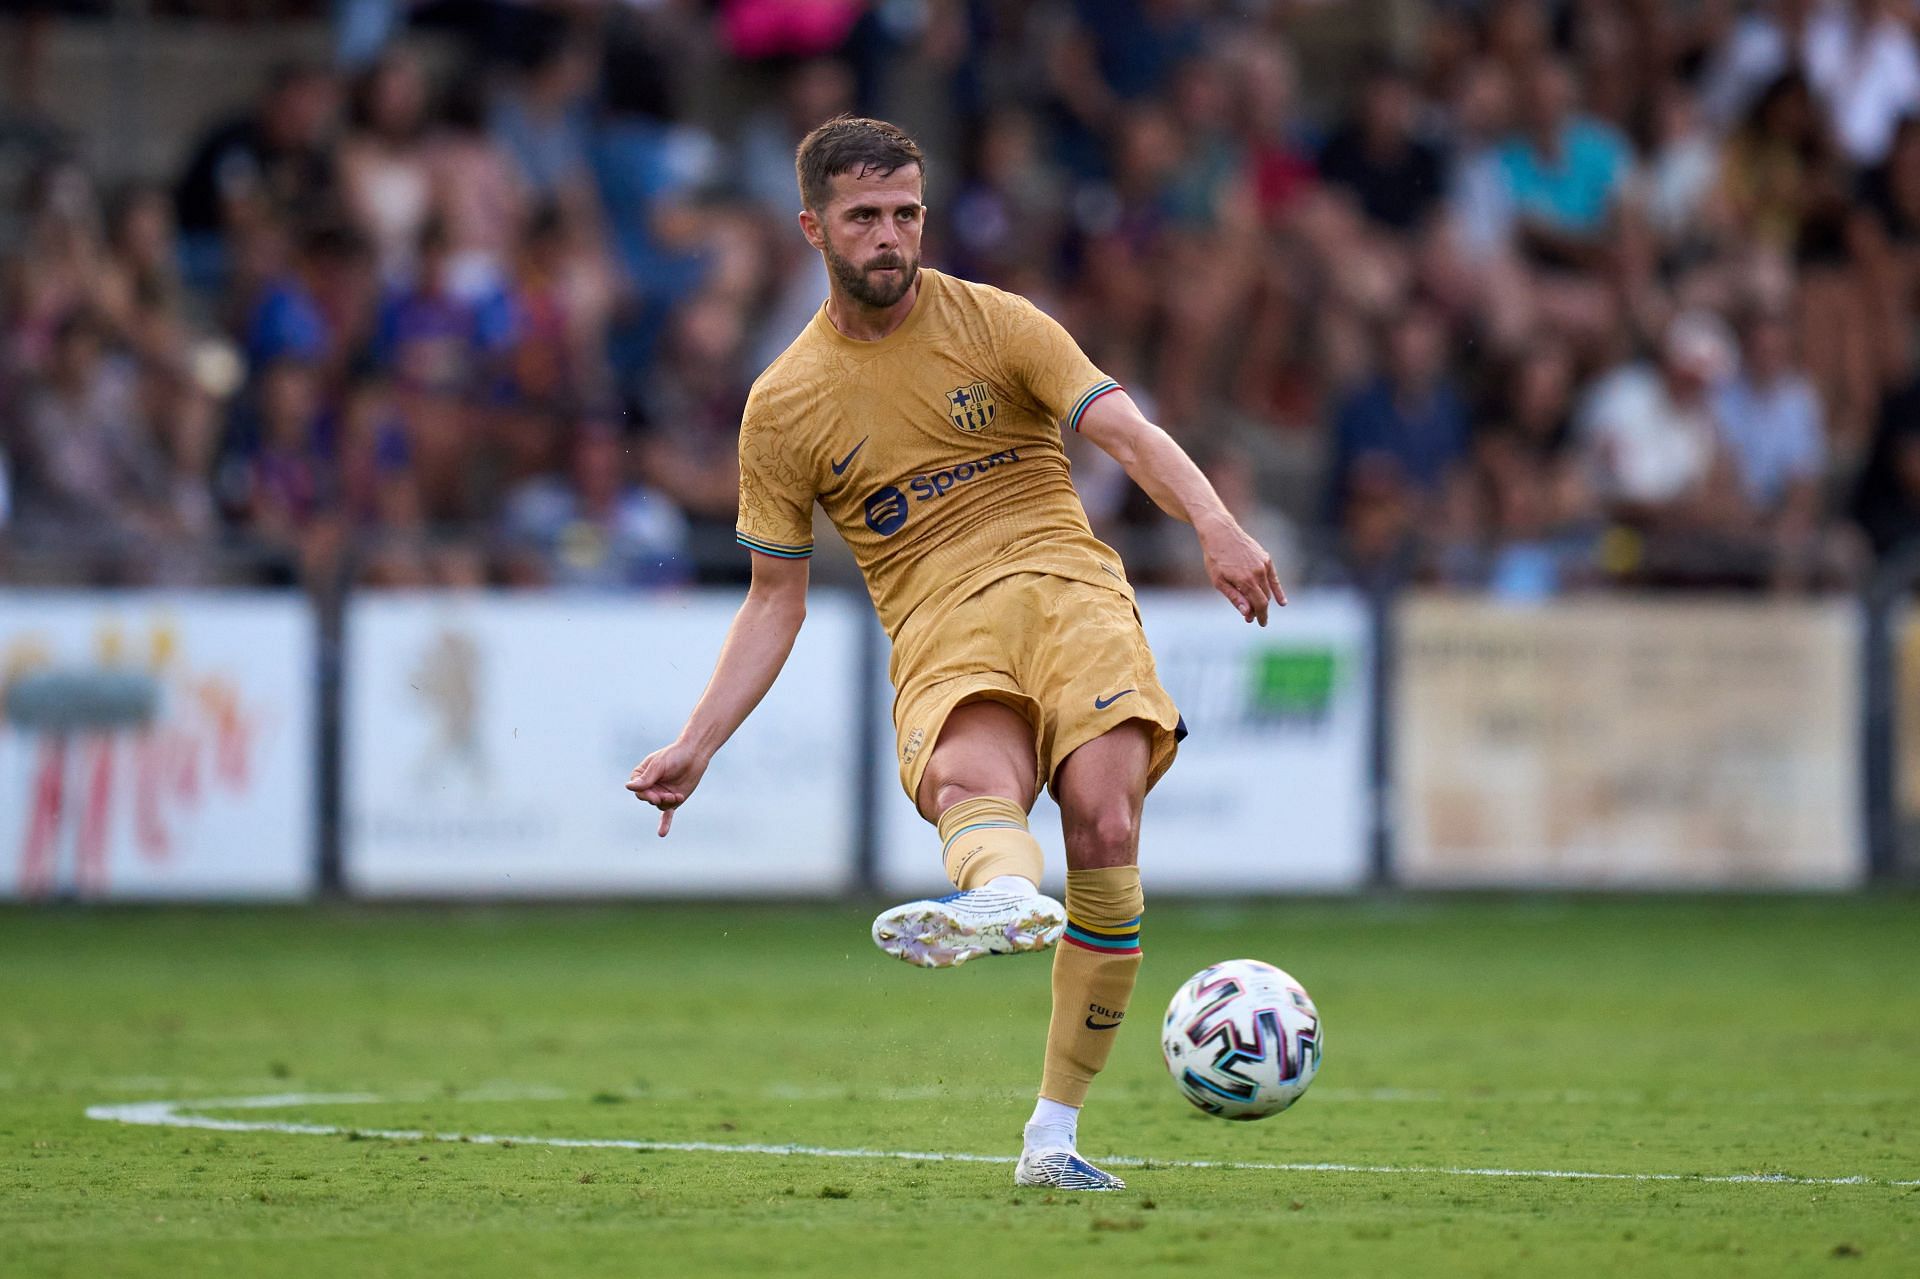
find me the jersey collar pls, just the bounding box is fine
[812,267,939,350]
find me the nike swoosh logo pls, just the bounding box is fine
[1085,1017,1123,1031]
[1093,689,1136,710]
[830,437,868,476]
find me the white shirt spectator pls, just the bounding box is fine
[1701,2,1920,165]
[1577,364,1720,505]
[1804,2,1920,164]
[1699,9,1797,131]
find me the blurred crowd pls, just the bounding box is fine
[7,0,1920,598]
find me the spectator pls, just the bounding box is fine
[375,217,518,523]
[338,48,436,286]
[1496,59,1637,268]
[738,58,857,219]
[1231,38,1318,232]
[244,222,378,377]
[375,217,517,397]
[1328,302,1471,527]
[637,294,749,527]
[239,359,330,540]
[1576,309,1738,531]
[1046,0,1210,179]
[173,61,341,279]
[1719,73,1832,257]
[9,310,166,547]
[502,422,690,590]
[1716,310,1827,519]
[489,37,599,214]
[506,202,609,410]
[1803,0,1920,167]
[1698,0,1819,132]
[1318,58,1447,236]
[947,107,1067,287]
[427,74,531,302]
[1471,338,1598,597]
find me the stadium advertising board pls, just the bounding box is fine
[1396,597,1862,888]
[874,591,1374,894]
[0,592,316,900]
[344,592,862,896]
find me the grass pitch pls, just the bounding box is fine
[3,897,1917,1277]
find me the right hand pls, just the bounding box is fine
[625,741,710,837]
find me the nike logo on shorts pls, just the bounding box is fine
[831,437,869,475]
[1093,689,1136,710]
[1084,1016,1123,1031]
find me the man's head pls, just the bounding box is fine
[261,60,340,151]
[1385,301,1448,392]
[795,117,926,311]
[1660,309,1737,399]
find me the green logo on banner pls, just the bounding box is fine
[1248,649,1339,722]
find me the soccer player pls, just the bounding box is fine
[627,118,1284,1191]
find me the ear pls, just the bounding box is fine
[798,207,825,252]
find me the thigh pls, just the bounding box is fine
[912,696,1041,822]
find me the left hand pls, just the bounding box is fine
[1198,514,1287,626]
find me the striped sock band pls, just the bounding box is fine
[936,795,1042,889]
[1064,914,1142,956]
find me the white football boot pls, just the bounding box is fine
[1014,1148,1127,1191]
[870,887,1065,968]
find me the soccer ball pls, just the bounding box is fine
[1162,959,1321,1120]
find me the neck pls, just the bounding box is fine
[825,275,920,342]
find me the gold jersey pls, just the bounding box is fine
[736,268,1130,640]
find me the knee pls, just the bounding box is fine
[929,776,1009,816]
[1064,799,1140,868]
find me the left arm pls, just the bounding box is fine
[1077,389,1286,625]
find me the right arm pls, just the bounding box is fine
[625,551,809,836]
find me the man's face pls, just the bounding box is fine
[802,164,925,310]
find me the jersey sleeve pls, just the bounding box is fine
[1000,294,1121,432]
[734,390,816,559]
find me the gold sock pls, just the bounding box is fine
[937,795,1042,889]
[1039,865,1143,1106]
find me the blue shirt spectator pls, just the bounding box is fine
[1714,315,1826,510]
[1328,305,1469,521]
[1497,62,1634,240]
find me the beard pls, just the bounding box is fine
[823,237,919,309]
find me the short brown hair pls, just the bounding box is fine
[794,116,924,212]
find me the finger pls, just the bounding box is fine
[1223,585,1251,621]
[658,807,674,837]
[1247,576,1270,627]
[1267,560,1287,607]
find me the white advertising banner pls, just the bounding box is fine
[344,592,862,896]
[1396,596,1863,888]
[0,592,316,900]
[874,591,1374,895]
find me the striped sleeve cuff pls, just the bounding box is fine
[1065,379,1123,432]
[736,531,814,559]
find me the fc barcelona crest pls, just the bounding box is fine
[947,382,996,433]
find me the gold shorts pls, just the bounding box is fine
[890,572,1184,811]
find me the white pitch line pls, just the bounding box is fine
[83,1093,1920,1190]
